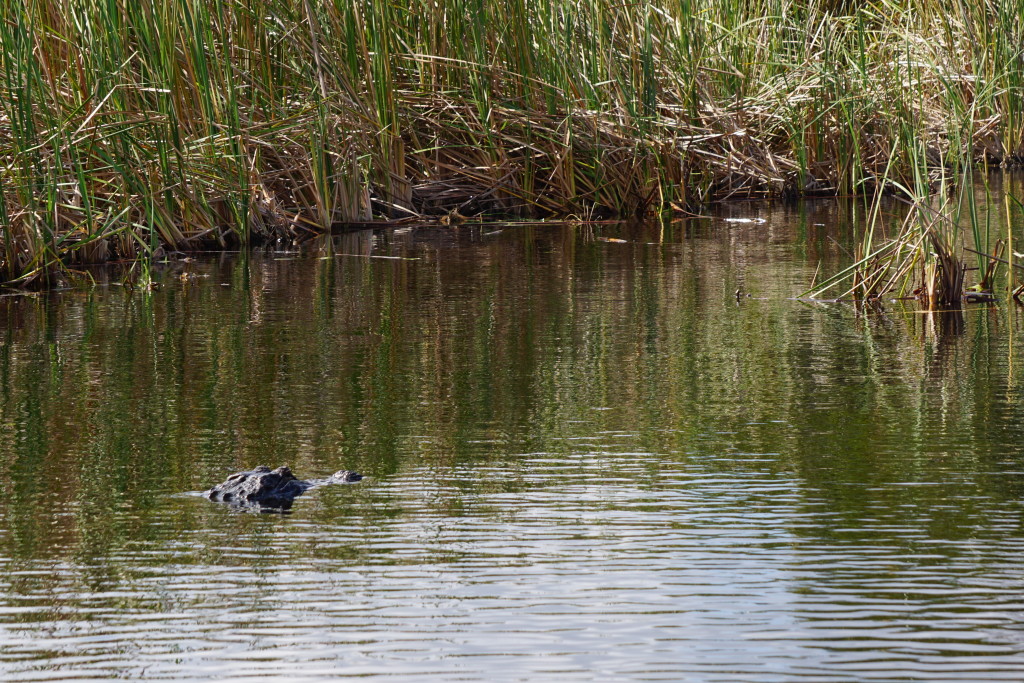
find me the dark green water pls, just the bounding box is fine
[3,202,1024,681]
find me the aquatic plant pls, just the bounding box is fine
[3,0,1024,284]
[801,177,1024,310]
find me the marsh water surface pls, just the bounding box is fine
[2,200,1024,681]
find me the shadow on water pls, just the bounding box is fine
[2,198,1024,679]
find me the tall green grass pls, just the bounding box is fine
[3,0,1024,284]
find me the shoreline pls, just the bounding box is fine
[3,1,1022,287]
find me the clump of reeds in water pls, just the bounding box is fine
[4,0,1024,285]
[804,163,1019,311]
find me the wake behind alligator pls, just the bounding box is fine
[204,465,363,511]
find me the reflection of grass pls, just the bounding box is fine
[4,0,1024,285]
[0,220,1021,565]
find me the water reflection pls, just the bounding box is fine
[2,202,1024,680]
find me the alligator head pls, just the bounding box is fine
[205,465,361,511]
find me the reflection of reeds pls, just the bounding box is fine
[5,0,1024,284]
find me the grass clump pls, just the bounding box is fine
[3,0,1024,284]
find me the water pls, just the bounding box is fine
[3,200,1024,681]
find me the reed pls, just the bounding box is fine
[2,0,1024,284]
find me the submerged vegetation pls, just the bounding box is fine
[2,0,1024,286]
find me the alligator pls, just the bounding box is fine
[205,465,363,510]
